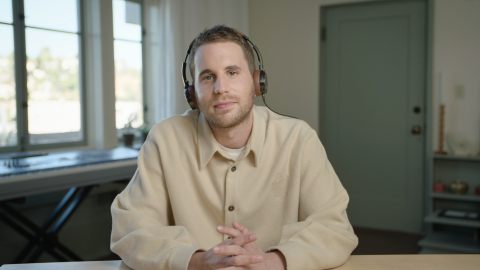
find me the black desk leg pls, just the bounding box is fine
[24,186,92,263]
[10,187,81,262]
[0,186,94,263]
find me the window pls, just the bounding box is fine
[0,0,16,148]
[0,0,85,152]
[112,0,145,133]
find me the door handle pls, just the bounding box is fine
[412,125,421,134]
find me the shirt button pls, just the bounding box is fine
[231,166,236,172]
[228,205,235,211]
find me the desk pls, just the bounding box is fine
[0,148,138,201]
[1,255,480,270]
[0,261,130,270]
[0,148,138,264]
[336,254,480,270]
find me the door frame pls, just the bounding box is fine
[318,0,435,234]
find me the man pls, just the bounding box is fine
[111,25,358,270]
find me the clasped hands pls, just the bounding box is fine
[188,221,285,270]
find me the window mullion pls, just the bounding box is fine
[12,0,28,152]
[140,0,147,124]
[78,0,88,149]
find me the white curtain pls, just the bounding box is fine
[143,0,249,124]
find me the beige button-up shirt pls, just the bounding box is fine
[111,105,358,270]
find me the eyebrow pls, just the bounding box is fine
[198,69,212,79]
[225,65,242,71]
[198,65,242,79]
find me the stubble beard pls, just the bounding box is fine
[197,86,256,131]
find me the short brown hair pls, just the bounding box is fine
[188,25,255,80]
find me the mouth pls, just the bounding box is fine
[214,102,236,110]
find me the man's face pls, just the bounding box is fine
[194,42,256,129]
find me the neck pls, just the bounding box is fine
[208,111,254,149]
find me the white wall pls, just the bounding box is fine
[249,0,480,157]
[145,0,250,123]
[249,0,374,132]
[432,0,480,155]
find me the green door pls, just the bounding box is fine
[321,0,426,233]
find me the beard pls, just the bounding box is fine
[197,86,256,130]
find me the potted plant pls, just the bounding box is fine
[138,122,150,143]
[123,114,136,146]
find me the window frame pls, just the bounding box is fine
[0,0,87,154]
[0,0,21,153]
[113,0,147,141]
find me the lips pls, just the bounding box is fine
[214,102,236,110]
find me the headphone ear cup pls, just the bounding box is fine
[259,70,267,95]
[253,70,267,96]
[184,85,198,110]
[253,70,262,97]
[188,85,198,110]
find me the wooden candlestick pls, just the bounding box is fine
[435,104,448,155]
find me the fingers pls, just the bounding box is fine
[231,233,257,246]
[226,254,263,266]
[211,242,263,269]
[218,238,231,246]
[217,255,263,270]
[217,225,243,238]
[217,223,250,239]
[215,255,263,269]
[213,244,244,256]
[216,233,257,249]
[232,221,248,235]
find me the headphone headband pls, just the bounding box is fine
[242,35,264,70]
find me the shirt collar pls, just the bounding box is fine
[198,105,265,169]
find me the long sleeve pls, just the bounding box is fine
[266,131,358,270]
[111,107,358,270]
[110,136,204,270]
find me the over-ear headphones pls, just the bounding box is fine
[181,30,267,110]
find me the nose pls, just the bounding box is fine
[214,76,229,94]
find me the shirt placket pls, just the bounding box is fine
[223,161,238,240]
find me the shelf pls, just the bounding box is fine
[424,210,480,228]
[433,155,480,162]
[418,232,480,253]
[432,193,480,202]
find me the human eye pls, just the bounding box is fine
[202,75,213,81]
[228,71,237,76]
